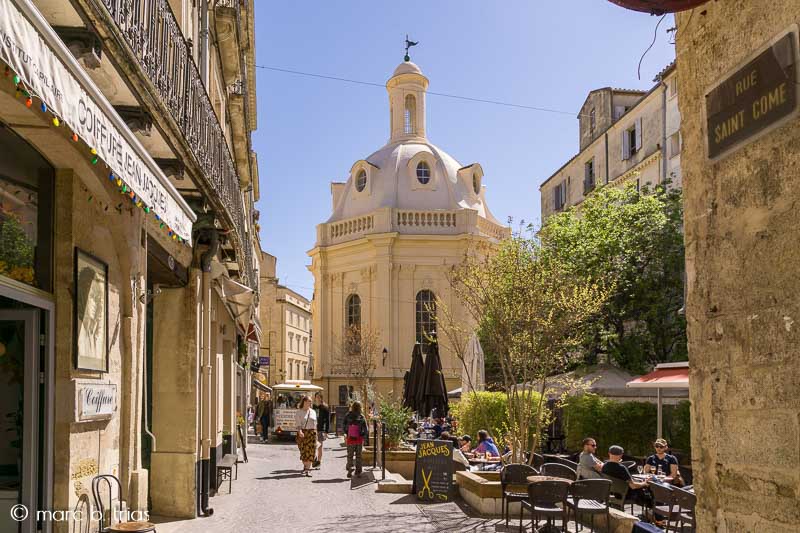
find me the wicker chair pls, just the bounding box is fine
[565,479,612,533]
[501,464,537,527]
[650,482,679,529]
[532,452,546,469]
[672,487,697,532]
[621,460,637,472]
[601,473,631,513]
[521,480,570,533]
[540,462,578,481]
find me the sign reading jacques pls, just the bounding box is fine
[0,0,194,240]
[414,439,453,502]
[706,30,799,160]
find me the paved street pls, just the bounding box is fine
[152,435,512,533]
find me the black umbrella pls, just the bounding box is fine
[403,343,425,411]
[417,342,449,418]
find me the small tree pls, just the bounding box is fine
[447,233,611,464]
[331,324,381,408]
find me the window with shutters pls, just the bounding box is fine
[584,160,595,194]
[554,181,567,211]
[622,118,643,160]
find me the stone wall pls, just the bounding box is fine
[676,3,800,531]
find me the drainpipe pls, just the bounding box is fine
[199,0,210,85]
[661,80,668,184]
[199,231,219,516]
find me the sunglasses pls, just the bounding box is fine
[654,444,666,448]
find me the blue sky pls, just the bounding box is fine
[252,1,675,299]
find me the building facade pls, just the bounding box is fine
[540,63,681,219]
[308,59,510,409]
[258,252,312,386]
[0,0,260,530]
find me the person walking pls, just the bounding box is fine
[256,393,272,442]
[295,395,317,477]
[343,401,368,478]
[313,392,330,468]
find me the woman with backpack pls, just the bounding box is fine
[343,401,369,478]
[295,395,318,477]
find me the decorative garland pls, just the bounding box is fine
[3,62,188,245]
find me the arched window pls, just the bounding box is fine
[355,170,367,192]
[416,161,431,184]
[346,294,361,329]
[473,174,480,195]
[404,94,416,134]
[415,290,437,347]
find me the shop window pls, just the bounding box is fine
[0,123,53,291]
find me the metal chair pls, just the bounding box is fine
[621,460,637,472]
[500,463,537,527]
[532,452,546,469]
[521,480,570,533]
[601,473,631,513]
[650,482,679,530]
[672,487,697,532]
[91,475,156,533]
[540,462,578,481]
[565,479,612,533]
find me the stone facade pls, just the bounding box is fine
[675,3,800,531]
[541,66,681,219]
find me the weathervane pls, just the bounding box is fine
[404,34,418,62]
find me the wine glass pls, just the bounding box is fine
[637,465,644,475]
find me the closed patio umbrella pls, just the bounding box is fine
[417,342,449,417]
[403,343,425,411]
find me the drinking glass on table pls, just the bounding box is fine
[637,465,643,475]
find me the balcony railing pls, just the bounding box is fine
[92,0,254,287]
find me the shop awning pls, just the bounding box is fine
[252,379,271,393]
[246,317,262,344]
[215,276,254,332]
[626,363,689,389]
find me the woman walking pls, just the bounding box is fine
[343,401,368,478]
[295,395,317,476]
[313,392,330,468]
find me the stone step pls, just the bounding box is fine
[376,470,412,494]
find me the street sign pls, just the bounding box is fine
[259,356,270,366]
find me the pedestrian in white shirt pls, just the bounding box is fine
[295,396,317,477]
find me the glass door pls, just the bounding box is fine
[0,310,39,533]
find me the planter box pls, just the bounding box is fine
[363,448,416,479]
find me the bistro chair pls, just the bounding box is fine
[532,452,546,469]
[500,463,537,527]
[650,482,679,529]
[565,478,612,533]
[91,475,156,533]
[621,460,637,472]
[540,462,578,481]
[601,473,631,514]
[521,480,570,533]
[672,487,697,532]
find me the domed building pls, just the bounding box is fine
[308,59,510,406]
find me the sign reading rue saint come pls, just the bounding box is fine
[706,29,799,160]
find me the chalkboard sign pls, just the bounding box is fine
[334,406,349,436]
[414,439,454,502]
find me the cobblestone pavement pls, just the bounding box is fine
[152,436,588,533]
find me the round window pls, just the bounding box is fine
[473,174,480,195]
[355,170,367,192]
[416,161,431,184]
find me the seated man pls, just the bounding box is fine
[602,445,651,506]
[577,437,603,479]
[459,435,472,454]
[644,438,684,486]
[441,433,470,470]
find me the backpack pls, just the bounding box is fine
[347,422,362,439]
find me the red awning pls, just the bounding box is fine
[626,364,689,389]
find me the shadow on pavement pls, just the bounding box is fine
[311,478,350,484]
[269,469,300,474]
[256,473,304,480]
[349,472,376,490]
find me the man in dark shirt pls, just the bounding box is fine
[602,445,650,506]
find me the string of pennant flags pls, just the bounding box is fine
[3,61,189,245]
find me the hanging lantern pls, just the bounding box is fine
[606,0,710,14]
[72,132,79,142]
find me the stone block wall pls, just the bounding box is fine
[676,3,800,531]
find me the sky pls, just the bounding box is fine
[252,1,676,300]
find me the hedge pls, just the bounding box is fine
[562,393,691,458]
[450,390,547,450]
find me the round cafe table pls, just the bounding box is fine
[527,475,573,483]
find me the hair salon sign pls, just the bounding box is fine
[78,383,117,421]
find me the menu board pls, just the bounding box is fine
[414,439,454,502]
[334,406,349,436]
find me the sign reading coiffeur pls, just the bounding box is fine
[706,29,799,160]
[78,383,117,421]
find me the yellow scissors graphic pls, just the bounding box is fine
[417,468,434,499]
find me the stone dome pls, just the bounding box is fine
[327,61,502,227]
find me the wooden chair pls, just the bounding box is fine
[91,475,155,533]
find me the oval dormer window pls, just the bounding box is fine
[416,161,431,184]
[473,174,480,195]
[356,170,367,192]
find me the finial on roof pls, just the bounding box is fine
[404,34,419,62]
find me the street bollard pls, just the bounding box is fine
[381,423,386,481]
[373,418,378,469]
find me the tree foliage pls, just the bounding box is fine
[445,235,611,463]
[331,324,380,406]
[540,183,686,373]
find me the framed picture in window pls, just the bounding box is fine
[73,248,108,372]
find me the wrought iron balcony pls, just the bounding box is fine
[90,0,255,287]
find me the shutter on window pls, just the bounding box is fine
[635,117,643,151]
[622,129,630,160]
[554,186,560,210]
[561,182,567,207]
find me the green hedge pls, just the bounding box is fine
[562,394,691,458]
[451,390,547,450]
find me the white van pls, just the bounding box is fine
[270,381,323,439]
